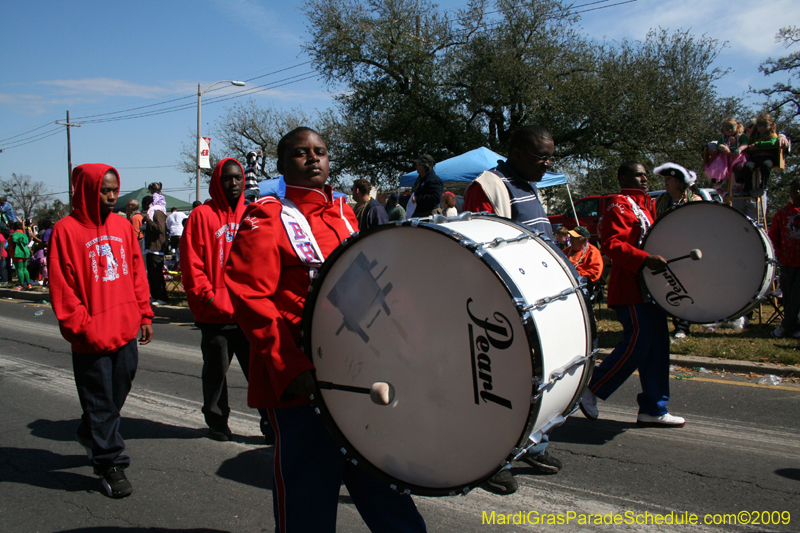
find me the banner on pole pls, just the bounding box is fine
[200,137,211,169]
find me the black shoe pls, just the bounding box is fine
[208,425,232,441]
[480,469,518,495]
[518,451,563,475]
[100,466,133,499]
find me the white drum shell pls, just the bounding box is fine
[305,215,592,495]
[641,202,776,324]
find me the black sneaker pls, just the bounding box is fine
[209,425,232,441]
[480,469,518,495]
[518,451,563,474]
[100,466,133,499]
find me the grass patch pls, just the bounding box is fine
[595,304,800,366]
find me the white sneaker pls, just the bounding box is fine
[151,299,168,306]
[773,326,785,338]
[579,389,598,420]
[637,412,686,428]
[673,331,687,339]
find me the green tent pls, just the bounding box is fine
[113,188,193,213]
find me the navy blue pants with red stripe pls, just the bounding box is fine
[587,303,670,416]
[267,403,426,533]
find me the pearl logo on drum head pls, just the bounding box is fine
[467,298,514,410]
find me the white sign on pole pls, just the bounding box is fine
[200,137,211,169]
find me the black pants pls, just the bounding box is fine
[72,338,138,474]
[145,252,169,302]
[197,322,252,429]
[740,156,774,193]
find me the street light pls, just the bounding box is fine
[196,80,245,202]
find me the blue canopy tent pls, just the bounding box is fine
[399,147,577,217]
[259,176,346,199]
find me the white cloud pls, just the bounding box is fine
[36,78,179,99]
[207,0,303,45]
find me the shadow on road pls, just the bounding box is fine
[216,448,274,490]
[27,418,205,443]
[0,447,96,492]
[551,416,637,445]
[775,468,800,481]
[58,526,230,533]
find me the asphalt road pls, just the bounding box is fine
[1,298,799,533]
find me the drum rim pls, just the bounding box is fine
[301,214,550,496]
[640,201,774,324]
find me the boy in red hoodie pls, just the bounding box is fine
[49,164,153,499]
[225,128,426,532]
[180,158,270,442]
[768,179,800,338]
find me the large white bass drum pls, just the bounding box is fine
[302,213,595,496]
[641,201,776,323]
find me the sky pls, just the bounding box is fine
[1,0,798,205]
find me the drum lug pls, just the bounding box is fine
[523,287,580,311]
[533,350,597,396]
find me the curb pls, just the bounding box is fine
[596,348,800,378]
[0,288,195,322]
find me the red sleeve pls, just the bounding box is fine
[224,202,315,401]
[600,198,649,273]
[463,182,495,214]
[48,225,92,341]
[179,210,215,311]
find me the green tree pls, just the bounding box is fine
[0,173,48,222]
[178,100,347,188]
[34,198,69,222]
[304,0,738,193]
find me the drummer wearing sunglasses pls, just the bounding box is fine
[224,127,426,533]
[579,161,686,429]
[463,125,590,496]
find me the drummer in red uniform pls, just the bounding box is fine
[224,127,426,533]
[579,161,686,428]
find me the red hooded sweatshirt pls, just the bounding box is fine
[180,158,246,323]
[49,164,153,354]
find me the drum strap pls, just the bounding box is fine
[279,198,325,271]
[624,196,651,248]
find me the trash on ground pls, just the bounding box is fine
[758,374,781,386]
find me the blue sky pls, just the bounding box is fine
[1,0,798,204]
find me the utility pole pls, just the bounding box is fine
[56,110,81,209]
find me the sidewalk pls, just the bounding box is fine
[3,286,799,378]
[0,287,195,322]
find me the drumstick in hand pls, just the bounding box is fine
[667,249,702,264]
[317,381,396,405]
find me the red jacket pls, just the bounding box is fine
[601,188,655,306]
[769,202,800,268]
[180,158,247,323]
[224,184,358,409]
[49,164,153,354]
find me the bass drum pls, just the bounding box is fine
[641,201,776,323]
[302,214,594,496]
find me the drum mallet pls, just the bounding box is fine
[317,381,396,406]
[667,249,702,265]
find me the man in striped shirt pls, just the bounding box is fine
[243,149,263,204]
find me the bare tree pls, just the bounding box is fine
[0,173,48,222]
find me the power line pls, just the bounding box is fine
[0,121,61,144]
[0,128,64,151]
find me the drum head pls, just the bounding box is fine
[304,220,539,496]
[642,202,772,323]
